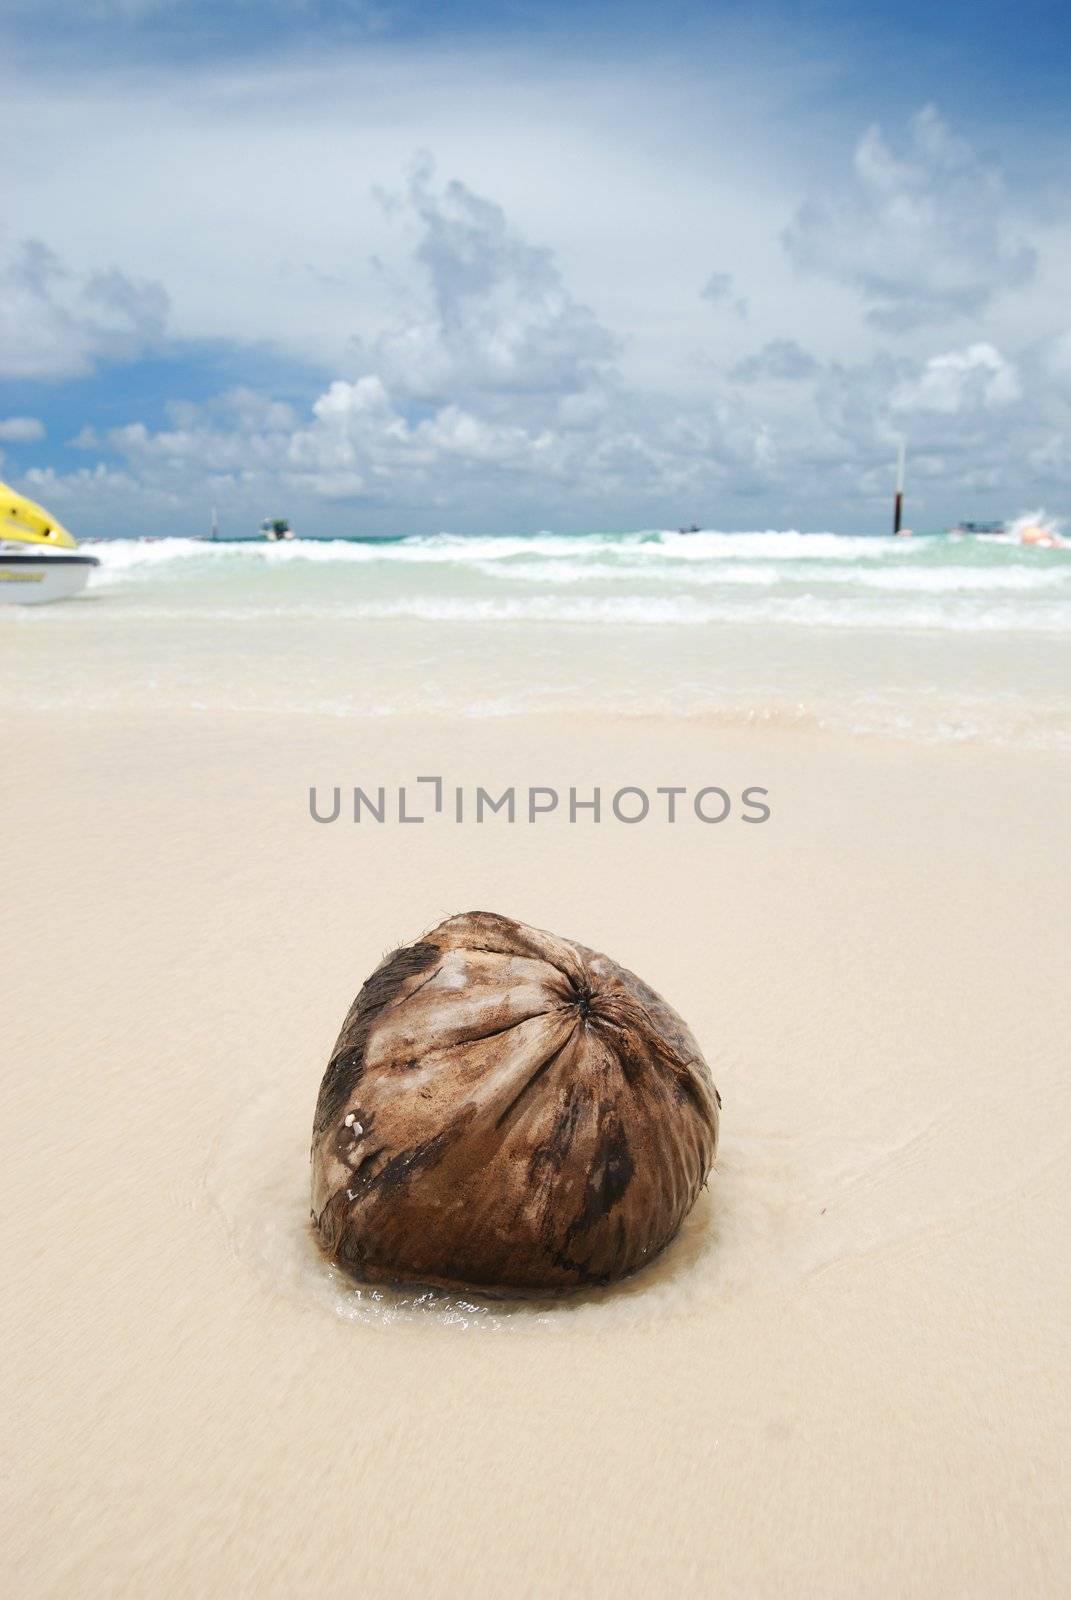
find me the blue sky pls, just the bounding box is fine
[2,0,1070,534]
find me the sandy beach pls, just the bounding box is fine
[6,0,1071,1578]
[3,675,1068,1595]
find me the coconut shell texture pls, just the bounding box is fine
[310,912,720,1294]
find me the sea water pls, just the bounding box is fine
[3,527,1069,747]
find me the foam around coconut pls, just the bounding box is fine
[310,912,720,1295]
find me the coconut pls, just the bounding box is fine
[310,911,720,1295]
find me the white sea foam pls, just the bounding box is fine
[87,528,922,573]
[59,591,1071,633]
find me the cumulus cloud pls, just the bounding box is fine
[9,127,1066,534]
[57,367,775,529]
[32,294,1049,534]
[96,390,301,479]
[20,463,183,539]
[369,159,619,408]
[286,377,566,502]
[0,239,169,380]
[33,324,1059,534]
[258,153,781,510]
[0,415,46,442]
[783,106,1036,330]
[36,163,645,525]
[891,342,1021,414]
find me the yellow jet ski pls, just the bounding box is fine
[0,480,99,604]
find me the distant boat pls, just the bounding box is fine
[260,517,295,541]
[677,523,701,534]
[948,520,1006,537]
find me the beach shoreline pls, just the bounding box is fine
[5,529,1070,750]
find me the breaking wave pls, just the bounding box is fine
[80,527,1071,635]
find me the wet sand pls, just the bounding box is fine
[3,707,1069,1596]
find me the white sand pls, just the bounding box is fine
[3,706,1069,1597]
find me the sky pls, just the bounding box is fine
[1,0,1070,536]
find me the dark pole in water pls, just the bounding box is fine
[893,439,905,535]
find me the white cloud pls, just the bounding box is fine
[20,464,184,538]
[53,358,778,530]
[0,238,168,379]
[20,196,1059,536]
[366,159,619,407]
[25,326,1063,535]
[3,26,1070,532]
[0,40,822,389]
[891,342,1021,414]
[98,390,301,477]
[0,415,46,442]
[784,106,1036,330]
[235,171,634,505]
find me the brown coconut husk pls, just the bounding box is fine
[310,912,720,1296]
